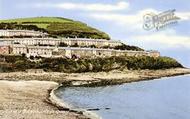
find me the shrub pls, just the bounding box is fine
[114,43,144,51]
[0,55,183,73]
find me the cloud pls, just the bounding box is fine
[88,9,159,30]
[87,8,190,49]
[177,12,190,21]
[88,9,190,31]
[131,31,190,48]
[28,1,129,12]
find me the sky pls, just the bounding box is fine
[0,0,190,67]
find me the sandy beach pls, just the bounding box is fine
[0,68,190,119]
[0,80,87,119]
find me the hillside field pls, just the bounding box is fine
[0,17,110,39]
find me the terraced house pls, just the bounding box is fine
[0,30,47,37]
[0,37,122,47]
[0,30,160,58]
[11,45,160,58]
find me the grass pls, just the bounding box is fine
[0,17,110,39]
[0,17,73,24]
[23,23,50,29]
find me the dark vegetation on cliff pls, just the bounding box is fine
[0,17,110,39]
[0,55,183,73]
[58,42,144,51]
[113,43,144,51]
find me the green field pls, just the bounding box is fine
[0,17,72,24]
[0,17,110,39]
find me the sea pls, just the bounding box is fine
[55,75,190,119]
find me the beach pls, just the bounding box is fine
[0,80,87,119]
[0,68,190,119]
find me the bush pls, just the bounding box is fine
[59,42,68,47]
[0,55,183,73]
[114,43,144,51]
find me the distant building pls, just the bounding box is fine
[0,39,14,44]
[11,45,160,58]
[0,37,122,48]
[0,30,160,58]
[61,38,122,48]
[12,45,54,57]
[25,69,44,73]
[147,50,160,57]
[0,45,10,54]
[0,30,47,37]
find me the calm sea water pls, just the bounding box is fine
[55,75,190,119]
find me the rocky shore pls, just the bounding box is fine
[0,68,190,119]
[1,68,190,84]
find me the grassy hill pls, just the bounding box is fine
[0,17,110,39]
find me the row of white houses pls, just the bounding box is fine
[0,30,47,37]
[0,30,160,58]
[0,37,122,48]
[12,45,160,58]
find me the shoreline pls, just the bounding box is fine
[1,68,190,83]
[1,68,190,87]
[1,68,190,119]
[49,84,102,119]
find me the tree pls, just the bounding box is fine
[21,53,26,58]
[59,42,68,47]
[114,44,144,51]
[90,45,97,48]
[30,56,34,60]
[71,43,79,47]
